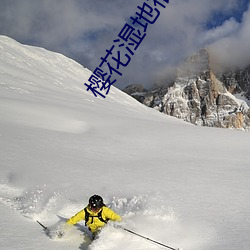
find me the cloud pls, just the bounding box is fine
[0,0,249,89]
[209,3,250,69]
[200,18,240,45]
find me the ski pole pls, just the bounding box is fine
[37,220,48,231]
[122,227,180,250]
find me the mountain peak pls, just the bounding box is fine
[177,49,211,78]
[124,48,250,130]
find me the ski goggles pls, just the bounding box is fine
[89,205,101,212]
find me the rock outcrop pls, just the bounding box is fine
[123,49,250,130]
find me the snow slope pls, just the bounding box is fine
[0,35,250,250]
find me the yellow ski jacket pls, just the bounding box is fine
[67,206,121,233]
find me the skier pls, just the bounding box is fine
[66,194,122,239]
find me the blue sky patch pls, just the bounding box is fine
[206,0,249,29]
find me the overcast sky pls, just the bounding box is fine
[0,0,249,89]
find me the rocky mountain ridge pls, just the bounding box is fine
[123,49,250,130]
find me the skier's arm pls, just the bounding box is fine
[104,207,122,222]
[67,209,85,225]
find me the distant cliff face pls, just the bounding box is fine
[123,49,250,130]
[217,66,250,100]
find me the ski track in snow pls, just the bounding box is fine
[0,99,91,134]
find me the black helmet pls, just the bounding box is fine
[89,195,104,210]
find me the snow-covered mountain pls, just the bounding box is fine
[0,36,250,250]
[217,65,250,100]
[124,49,250,130]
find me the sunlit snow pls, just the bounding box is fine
[0,36,249,250]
